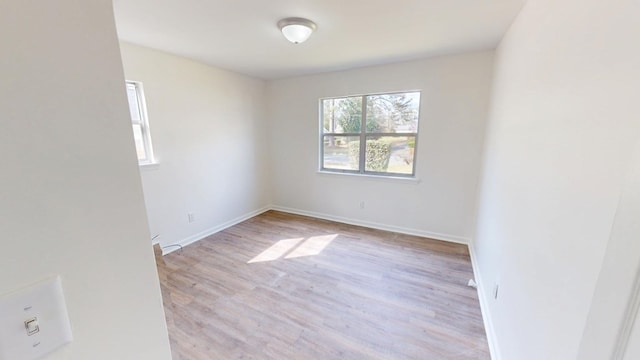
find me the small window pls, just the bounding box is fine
[320,91,420,177]
[126,81,155,165]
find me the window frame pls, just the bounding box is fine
[319,90,421,178]
[126,80,156,166]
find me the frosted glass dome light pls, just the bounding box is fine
[278,18,317,44]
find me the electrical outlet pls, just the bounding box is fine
[359,201,365,209]
[187,213,195,223]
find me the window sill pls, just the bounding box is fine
[316,170,421,184]
[139,162,160,171]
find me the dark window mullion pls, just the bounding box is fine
[359,96,367,173]
[365,132,418,138]
[322,133,362,137]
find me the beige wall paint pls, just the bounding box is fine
[119,42,271,250]
[0,1,171,359]
[267,51,494,242]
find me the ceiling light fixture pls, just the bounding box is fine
[277,17,317,44]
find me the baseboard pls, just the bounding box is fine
[270,205,470,245]
[162,205,271,255]
[468,241,500,360]
[163,204,470,256]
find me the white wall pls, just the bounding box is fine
[119,42,271,250]
[267,52,494,242]
[624,311,640,360]
[472,0,640,359]
[578,135,640,359]
[0,1,171,359]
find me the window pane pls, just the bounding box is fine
[132,124,147,160]
[365,136,415,175]
[323,136,360,171]
[126,83,142,124]
[365,92,420,133]
[322,96,362,133]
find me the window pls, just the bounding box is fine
[320,91,420,177]
[125,81,155,165]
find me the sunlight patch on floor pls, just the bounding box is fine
[247,238,304,263]
[248,234,338,263]
[285,234,337,259]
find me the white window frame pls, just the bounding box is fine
[126,80,156,165]
[319,91,421,178]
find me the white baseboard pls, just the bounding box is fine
[162,206,271,255]
[271,205,470,245]
[162,204,471,256]
[468,241,500,360]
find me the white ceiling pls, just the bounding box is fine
[113,0,526,80]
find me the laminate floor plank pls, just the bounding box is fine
[155,210,489,359]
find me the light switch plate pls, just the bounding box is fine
[0,276,73,360]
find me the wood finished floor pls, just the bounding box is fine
[155,211,489,359]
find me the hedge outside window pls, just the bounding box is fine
[320,91,420,177]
